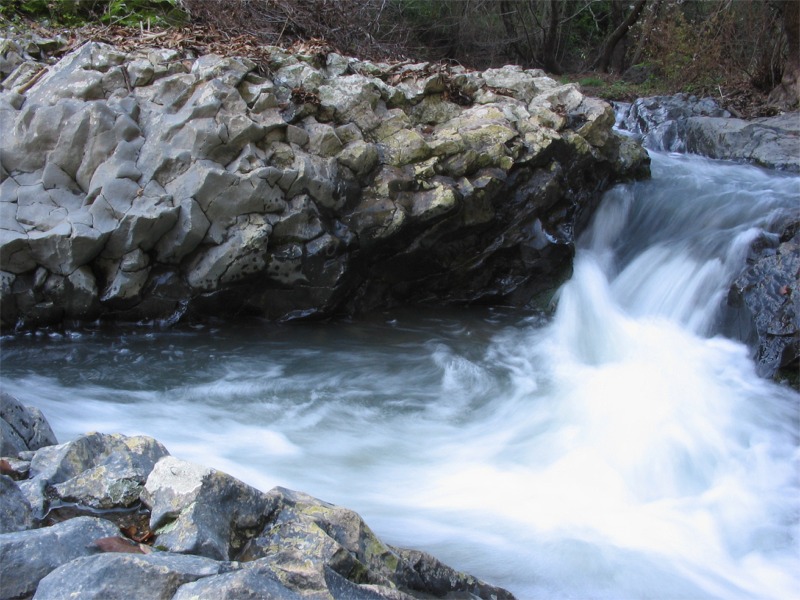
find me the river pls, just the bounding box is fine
[1,150,798,599]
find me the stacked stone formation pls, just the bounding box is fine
[0,36,648,328]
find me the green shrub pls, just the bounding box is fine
[0,0,187,27]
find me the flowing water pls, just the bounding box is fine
[1,151,799,599]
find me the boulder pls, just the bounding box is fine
[33,552,234,600]
[141,456,275,561]
[0,397,515,599]
[0,516,119,599]
[0,36,648,329]
[238,487,516,600]
[0,474,32,533]
[646,114,800,172]
[24,432,170,517]
[727,220,800,383]
[0,391,57,456]
[171,562,304,600]
[619,93,731,135]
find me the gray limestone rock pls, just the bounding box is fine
[0,34,649,330]
[141,456,277,561]
[0,393,517,599]
[237,487,516,600]
[0,474,33,533]
[33,551,234,600]
[0,392,57,456]
[0,516,119,599]
[618,94,799,172]
[29,432,170,511]
[619,93,731,136]
[647,113,800,172]
[171,562,303,600]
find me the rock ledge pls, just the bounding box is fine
[0,35,647,329]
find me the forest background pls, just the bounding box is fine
[1,0,799,117]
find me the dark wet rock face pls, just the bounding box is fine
[0,397,516,599]
[727,220,800,384]
[0,37,648,329]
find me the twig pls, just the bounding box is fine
[15,67,47,94]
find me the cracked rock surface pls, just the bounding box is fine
[0,36,648,328]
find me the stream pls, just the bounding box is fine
[1,150,799,599]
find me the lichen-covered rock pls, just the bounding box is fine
[0,516,119,599]
[25,431,169,515]
[0,38,648,329]
[33,551,235,600]
[239,487,516,600]
[0,391,57,456]
[171,561,303,600]
[141,456,276,561]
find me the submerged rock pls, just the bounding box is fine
[0,38,647,329]
[0,395,516,599]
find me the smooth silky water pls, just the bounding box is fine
[1,151,799,599]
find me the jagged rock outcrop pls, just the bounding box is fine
[0,396,515,599]
[617,94,800,172]
[727,220,799,384]
[0,35,648,329]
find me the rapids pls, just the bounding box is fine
[1,151,798,599]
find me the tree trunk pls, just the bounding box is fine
[596,0,648,72]
[629,0,662,69]
[542,0,563,74]
[500,0,527,64]
[769,1,800,109]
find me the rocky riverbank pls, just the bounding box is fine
[0,33,647,330]
[0,391,515,599]
[615,94,799,383]
[616,93,800,172]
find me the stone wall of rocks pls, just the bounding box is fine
[0,392,516,599]
[0,35,648,329]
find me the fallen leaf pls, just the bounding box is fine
[93,536,152,554]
